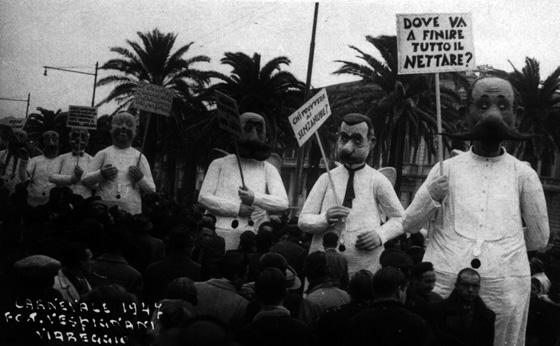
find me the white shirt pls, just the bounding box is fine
[0,149,27,194]
[26,155,61,206]
[404,149,550,278]
[198,154,289,231]
[298,164,404,275]
[49,152,93,198]
[82,146,155,215]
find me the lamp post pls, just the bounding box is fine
[43,62,99,107]
[0,93,31,117]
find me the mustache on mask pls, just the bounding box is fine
[339,151,362,164]
[443,117,533,141]
[238,139,271,161]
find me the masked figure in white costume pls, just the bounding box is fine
[26,131,61,206]
[198,112,289,250]
[404,77,550,346]
[49,129,93,198]
[82,112,155,215]
[0,128,30,195]
[298,113,404,276]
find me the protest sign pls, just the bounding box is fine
[0,116,26,130]
[215,91,242,137]
[135,83,174,116]
[289,88,331,147]
[396,13,475,74]
[67,106,97,130]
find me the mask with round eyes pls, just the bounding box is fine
[69,130,90,155]
[111,112,137,148]
[237,112,271,161]
[42,131,59,158]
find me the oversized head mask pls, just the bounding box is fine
[111,112,137,149]
[337,113,375,167]
[42,131,59,159]
[446,77,531,144]
[69,129,90,156]
[238,112,271,161]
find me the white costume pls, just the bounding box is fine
[404,149,549,346]
[49,152,93,198]
[298,165,404,275]
[82,146,155,215]
[26,155,61,206]
[198,154,288,250]
[0,149,27,194]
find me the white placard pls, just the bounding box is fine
[135,83,174,116]
[67,106,97,130]
[397,13,475,74]
[289,88,331,147]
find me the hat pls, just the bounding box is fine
[259,252,301,290]
[379,249,413,270]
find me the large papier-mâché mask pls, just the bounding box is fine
[238,112,271,161]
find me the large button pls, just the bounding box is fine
[471,258,481,269]
[231,219,239,229]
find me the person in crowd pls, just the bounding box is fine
[124,213,165,273]
[12,254,61,300]
[83,111,155,214]
[379,248,413,278]
[299,251,350,324]
[198,112,289,250]
[526,271,560,346]
[49,128,93,198]
[404,76,550,346]
[53,241,93,302]
[144,226,201,303]
[322,231,349,289]
[420,268,495,346]
[0,128,30,195]
[270,224,307,278]
[194,220,225,281]
[90,226,142,296]
[298,113,404,275]
[26,131,61,206]
[348,267,432,346]
[237,267,312,346]
[194,251,249,329]
[315,269,375,346]
[406,261,443,310]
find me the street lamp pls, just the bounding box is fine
[42,62,99,107]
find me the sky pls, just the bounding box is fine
[1,0,559,119]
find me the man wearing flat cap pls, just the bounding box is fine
[198,112,289,250]
[299,113,404,276]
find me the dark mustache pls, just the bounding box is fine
[443,117,533,141]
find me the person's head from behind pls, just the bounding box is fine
[256,267,286,306]
[304,251,329,284]
[219,251,248,283]
[454,268,481,303]
[410,262,436,296]
[379,248,413,279]
[349,269,375,302]
[238,231,256,253]
[256,224,274,253]
[165,277,198,306]
[372,267,408,304]
[322,231,339,250]
[168,226,195,255]
[60,241,93,276]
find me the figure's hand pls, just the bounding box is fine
[325,206,351,225]
[238,203,254,217]
[101,164,118,181]
[17,148,29,161]
[427,175,448,201]
[128,166,144,183]
[71,165,84,184]
[238,187,255,205]
[355,231,382,251]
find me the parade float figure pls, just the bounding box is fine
[26,131,61,206]
[49,129,93,198]
[82,112,155,215]
[404,77,550,346]
[198,112,289,250]
[0,128,30,194]
[298,113,404,276]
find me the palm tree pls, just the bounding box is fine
[209,52,306,150]
[96,28,216,196]
[24,107,70,153]
[333,35,467,192]
[508,57,560,175]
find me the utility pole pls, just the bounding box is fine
[292,2,319,215]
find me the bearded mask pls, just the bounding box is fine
[42,131,59,159]
[111,112,137,149]
[237,112,271,161]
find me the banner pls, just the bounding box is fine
[135,83,174,116]
[289,88,331,147]
[0,116,26,130]
[215,91,242,137]
[67,106,97,130]
[397,13,475,74]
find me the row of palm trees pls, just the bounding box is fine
[25,29,560,199]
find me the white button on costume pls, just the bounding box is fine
[82,146,155,215]
[26,155,61,206]
[298,165,404,276]
[49,152,93,198]
[198,154,289,250]
[404,149,550,346]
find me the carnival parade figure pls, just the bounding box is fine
[198,112,289,250]
[298,113,404,276]
[26,131,61,206]
[0,127,30,195]
[404,77,550,346]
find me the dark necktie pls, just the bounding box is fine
[342,164,365,208]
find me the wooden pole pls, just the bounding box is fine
[233,141,246,189]
[435,73,444,174]
[314,132,339,205]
